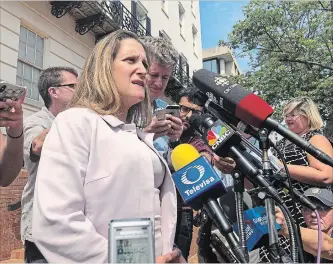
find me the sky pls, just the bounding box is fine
[199,1,250,72]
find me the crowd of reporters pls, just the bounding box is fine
[0,29,332,263]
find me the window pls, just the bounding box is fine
[192,25,198,55]
[191,0,196,16]
[179,54,189,76]
[131,1,151,34]
[161,0,168,16]
[203,59,219,74]
[136,3,147,28]
[179,2,185,38]
[159,30,172,42]
[17,26,44,101]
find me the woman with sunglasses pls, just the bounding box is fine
[259,96,333,262]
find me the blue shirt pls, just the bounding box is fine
[152,99,170,160]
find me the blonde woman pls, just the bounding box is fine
[259,96,333,262]
[32,30,180,263]
[279,97,333,187]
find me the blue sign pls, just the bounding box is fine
[172,156,223,204]
[233,206,281,251]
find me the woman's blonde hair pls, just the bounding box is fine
[69,30,151,127]
[283,96,323,130]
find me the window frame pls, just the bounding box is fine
[17,25,45,106]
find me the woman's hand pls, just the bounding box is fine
[156,248,186,263]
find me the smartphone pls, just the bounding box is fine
[108,218,155,263]
[165,105,180,118]
[0,82,25,111]
[155,108,166,121]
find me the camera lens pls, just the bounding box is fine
[0,85,6,93]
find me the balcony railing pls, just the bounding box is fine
[49,0,191,89]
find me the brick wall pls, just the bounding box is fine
[0,170,27,261]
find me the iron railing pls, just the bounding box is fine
[50,0,191,88]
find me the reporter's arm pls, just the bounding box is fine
[281,226,333,260]
[286,135,333,185]
[23,122,44,162]
[0,130,23,186]
[32,113,107,263]
[0,92,25,186]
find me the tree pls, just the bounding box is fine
[222,0,333,134]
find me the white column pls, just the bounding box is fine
[219,58,225,75]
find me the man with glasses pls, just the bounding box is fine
[276,187,333,261]
[21,67,78,263]
[175,87,236,261]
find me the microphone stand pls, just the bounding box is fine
[232,170,249,262]
[258,128,284,263]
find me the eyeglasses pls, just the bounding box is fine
[284,112,300,119]
[53,83,76,89]
[179,105,202,115]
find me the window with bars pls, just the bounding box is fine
[17,26,44,101]
[179,3,185,38]
[161,0,168,15]
[192,25,198,55]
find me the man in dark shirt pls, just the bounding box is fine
[174,86,236,260]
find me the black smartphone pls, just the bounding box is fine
[165,105,180,118]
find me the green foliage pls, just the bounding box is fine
[223,0,333,134]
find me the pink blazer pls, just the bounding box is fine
[32,108,177,263]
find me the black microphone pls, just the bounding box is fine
[193,69,333,167]
[190,113,318,211]
[193,91,260,140]
[189,113,283,202]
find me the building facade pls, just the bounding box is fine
[203,45,241,76]
[0,0,202,120]
[0,0,202,261]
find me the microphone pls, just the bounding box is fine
[190,113,318,211]
[171,144,247,263]
[189,113,288,203]
[193,69,333,167]
[193,91,260,140]
[171,144,226,209]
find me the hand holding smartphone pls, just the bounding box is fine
[165,105,180,118]
[0,82,25,112]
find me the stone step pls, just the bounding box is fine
[10,249,24,260]
[0,259,24,263]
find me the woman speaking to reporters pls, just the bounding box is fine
[31,30,181,263]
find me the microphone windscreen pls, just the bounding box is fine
[171,144,200,171]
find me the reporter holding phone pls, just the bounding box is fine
[140,36,183,161]
[0,88,25,187]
